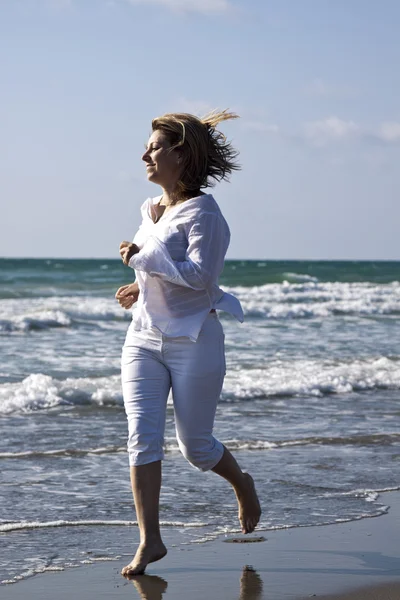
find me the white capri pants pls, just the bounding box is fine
[121,313,225,471]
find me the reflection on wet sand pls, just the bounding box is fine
[126,566,263,600]
[240,566,264,600]
[127,574,168,600]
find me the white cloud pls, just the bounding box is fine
[377,122,400,143]
[242,113,400,148]
[302,116,359,146]
[126,0,232,15]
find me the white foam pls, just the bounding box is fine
[222,355,400,400]
[0,519,209,533]
[221,439,278,450]
[323,486,400,499]
[1,352,400,414]
[3,433,398,462]
[222,280,400,319]
[0,373,123,414]
[0,445,127,459]
[282,272,319,283]
[0,310,72,332]
[0,296,129,333]
[1,280,400,334]
[0,440,277,459]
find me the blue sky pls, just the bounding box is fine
[1,0,399,259]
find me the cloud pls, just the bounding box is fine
[125,0,232,15]
[377,122,400,143]
[302,117,359,146]
[240,113,400,149]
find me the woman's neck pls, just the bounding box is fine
[160,188,201,206]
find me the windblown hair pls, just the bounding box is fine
[151,109,241,196]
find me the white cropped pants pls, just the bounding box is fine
[121,313,225,471]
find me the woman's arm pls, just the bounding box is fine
[127,213,229,290]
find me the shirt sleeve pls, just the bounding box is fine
[128,212,229,290]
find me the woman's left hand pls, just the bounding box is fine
[119,241,140,265]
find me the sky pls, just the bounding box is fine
[1,0,400,260]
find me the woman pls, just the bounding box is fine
[116,110,261,577]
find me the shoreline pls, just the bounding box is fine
[2,490,400,599]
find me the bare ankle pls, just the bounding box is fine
[234,471,249,494]
[141,533,163,545]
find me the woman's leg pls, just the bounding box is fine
[211,447,261,534]
[121,331,170,576]
[122,461,167,576]
[169,315,261,534]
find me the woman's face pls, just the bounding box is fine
[142,130,182,190]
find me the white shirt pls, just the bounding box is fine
[128,193,244,341]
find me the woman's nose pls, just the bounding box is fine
[142,151,150,162]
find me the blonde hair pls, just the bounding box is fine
[151,109,241,196]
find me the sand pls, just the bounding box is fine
[2,490,400,600]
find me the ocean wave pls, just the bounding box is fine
[223,280,400,319]
[0,310,72,332]
[1,355,400,414]
[2,433,398,460]
[0,519,208,534]
[1,281,400,335]
[223,433,400,449]
[0,440,276,460]
[222,355,400,400]
[1,564,69,585]
[322,486,400,499]
[282,272,319,283]
[2,490,394,537]
[0,445,127,459]
[0,297,129,333]
[0,373,123,414]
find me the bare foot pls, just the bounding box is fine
[236,473,261,534]
[121,541,167,577]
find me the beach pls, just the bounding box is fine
[2,490,400,599]
[1,258,400,591]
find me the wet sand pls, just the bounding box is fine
[2,491,400,600]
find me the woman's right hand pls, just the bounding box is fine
[115,282,140,310]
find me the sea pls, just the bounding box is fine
[1,258,399,585]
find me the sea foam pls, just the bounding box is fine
[1,354,400,414]
[1,281,400,335]
[223,280,400,319]
[0,297,129,333]
[0,519,208,533]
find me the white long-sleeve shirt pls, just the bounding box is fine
[128,193,244,341]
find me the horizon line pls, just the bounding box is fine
[1,256,400,263]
